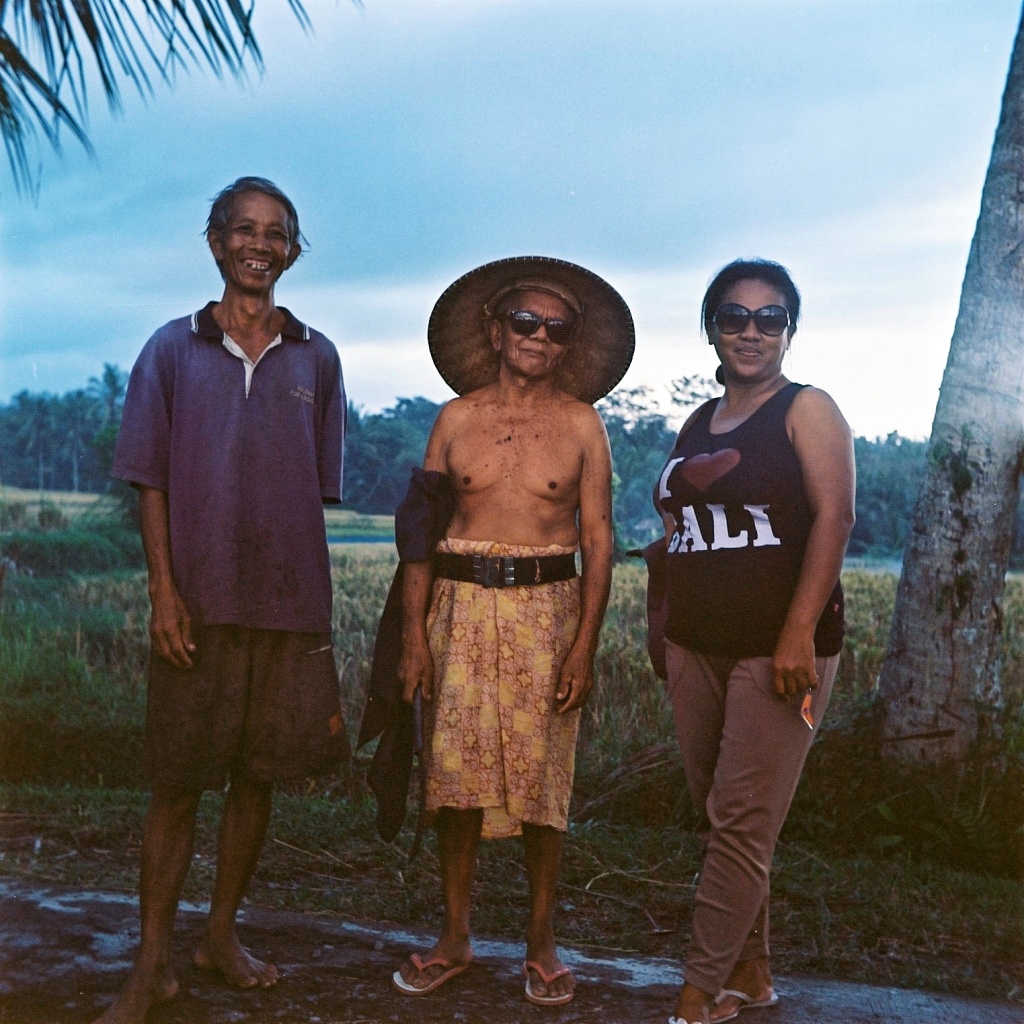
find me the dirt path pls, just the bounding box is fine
[1,879,1019,1024]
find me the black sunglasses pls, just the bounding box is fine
[712,303,791,337]
[500,309,576,346]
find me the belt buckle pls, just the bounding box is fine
[471,554,507,588]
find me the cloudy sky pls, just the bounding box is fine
[1,0,1021,439]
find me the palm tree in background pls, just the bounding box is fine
[59,389,98,492]
[87,363,127,427]
[0,0,309,195]
[10,390,56,493]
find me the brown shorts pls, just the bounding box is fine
[145,624,350,791]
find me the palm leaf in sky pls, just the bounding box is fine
[0,0,310,195]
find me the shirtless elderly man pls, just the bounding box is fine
[394,257,633,1006]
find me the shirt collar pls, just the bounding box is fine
[190,301,310,343]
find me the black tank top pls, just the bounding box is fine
[653,382,844,657]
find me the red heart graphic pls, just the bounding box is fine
[678,449,740,491]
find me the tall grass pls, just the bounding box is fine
[330,547,397,728]
[582,561,673,773]
[1,552,1022,873]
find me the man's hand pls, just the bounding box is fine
[139,487,194,668]
[772,623,817,698]
[554,643,595,713]
[149,583,195,669]
[399,634,434,703]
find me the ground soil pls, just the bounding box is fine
[1,879,1020,1024]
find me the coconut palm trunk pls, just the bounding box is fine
[876,8,1024,762]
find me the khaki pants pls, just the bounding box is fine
[665,640,838,994]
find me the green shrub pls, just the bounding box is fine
[0,500,28,530]
[786,700,1024,878]
[36,502,69,530]
[0,574,148,786]
[0,523,143,576]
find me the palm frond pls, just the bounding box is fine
[0,0,308,196]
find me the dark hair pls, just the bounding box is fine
[205,176,306,269]
[700,258,801,337]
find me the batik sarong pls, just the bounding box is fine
[424,537,581,839]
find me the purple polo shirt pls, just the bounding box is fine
[113,302,345,633]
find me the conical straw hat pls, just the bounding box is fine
[428,256,635,404]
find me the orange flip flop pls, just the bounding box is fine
[523,960,575,1006]
[392,952,471,996]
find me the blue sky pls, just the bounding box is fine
[1,0,1021,439]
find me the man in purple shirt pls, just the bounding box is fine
[97,177,347,1024]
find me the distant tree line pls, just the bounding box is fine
[4,365,1020,558]
[849,433,927,558]
[0,365,127,494]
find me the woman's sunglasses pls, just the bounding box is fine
[500,310,576,346]
[712,303,791,337]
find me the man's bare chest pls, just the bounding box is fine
[447,421,583,497]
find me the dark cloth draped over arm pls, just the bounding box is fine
[394,466,458,562]
[358,468,455,841]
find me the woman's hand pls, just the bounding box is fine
[772,623,817,697]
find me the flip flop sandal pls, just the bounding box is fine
[523,960,575,1006]
[712,987,779,1022]
[392,952,471,996]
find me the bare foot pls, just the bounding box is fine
[193,933,279,989]
[671,980,712,1024]
[91,962,178,1024]
[394,937,473,994]
[710,956,775,1023]
[523,950,576,1004]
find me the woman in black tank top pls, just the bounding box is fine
[653,260,855,1024]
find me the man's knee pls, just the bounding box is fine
[228,772,274,794]
[522,821,566,855]
[224,774,275,809]
[436,806,484,829]
[147,786,204,823]
[521,822,561,837]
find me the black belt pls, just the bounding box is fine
[433,552,577,588]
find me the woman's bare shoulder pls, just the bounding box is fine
[791,385,847,417]
[789,385,852,439]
